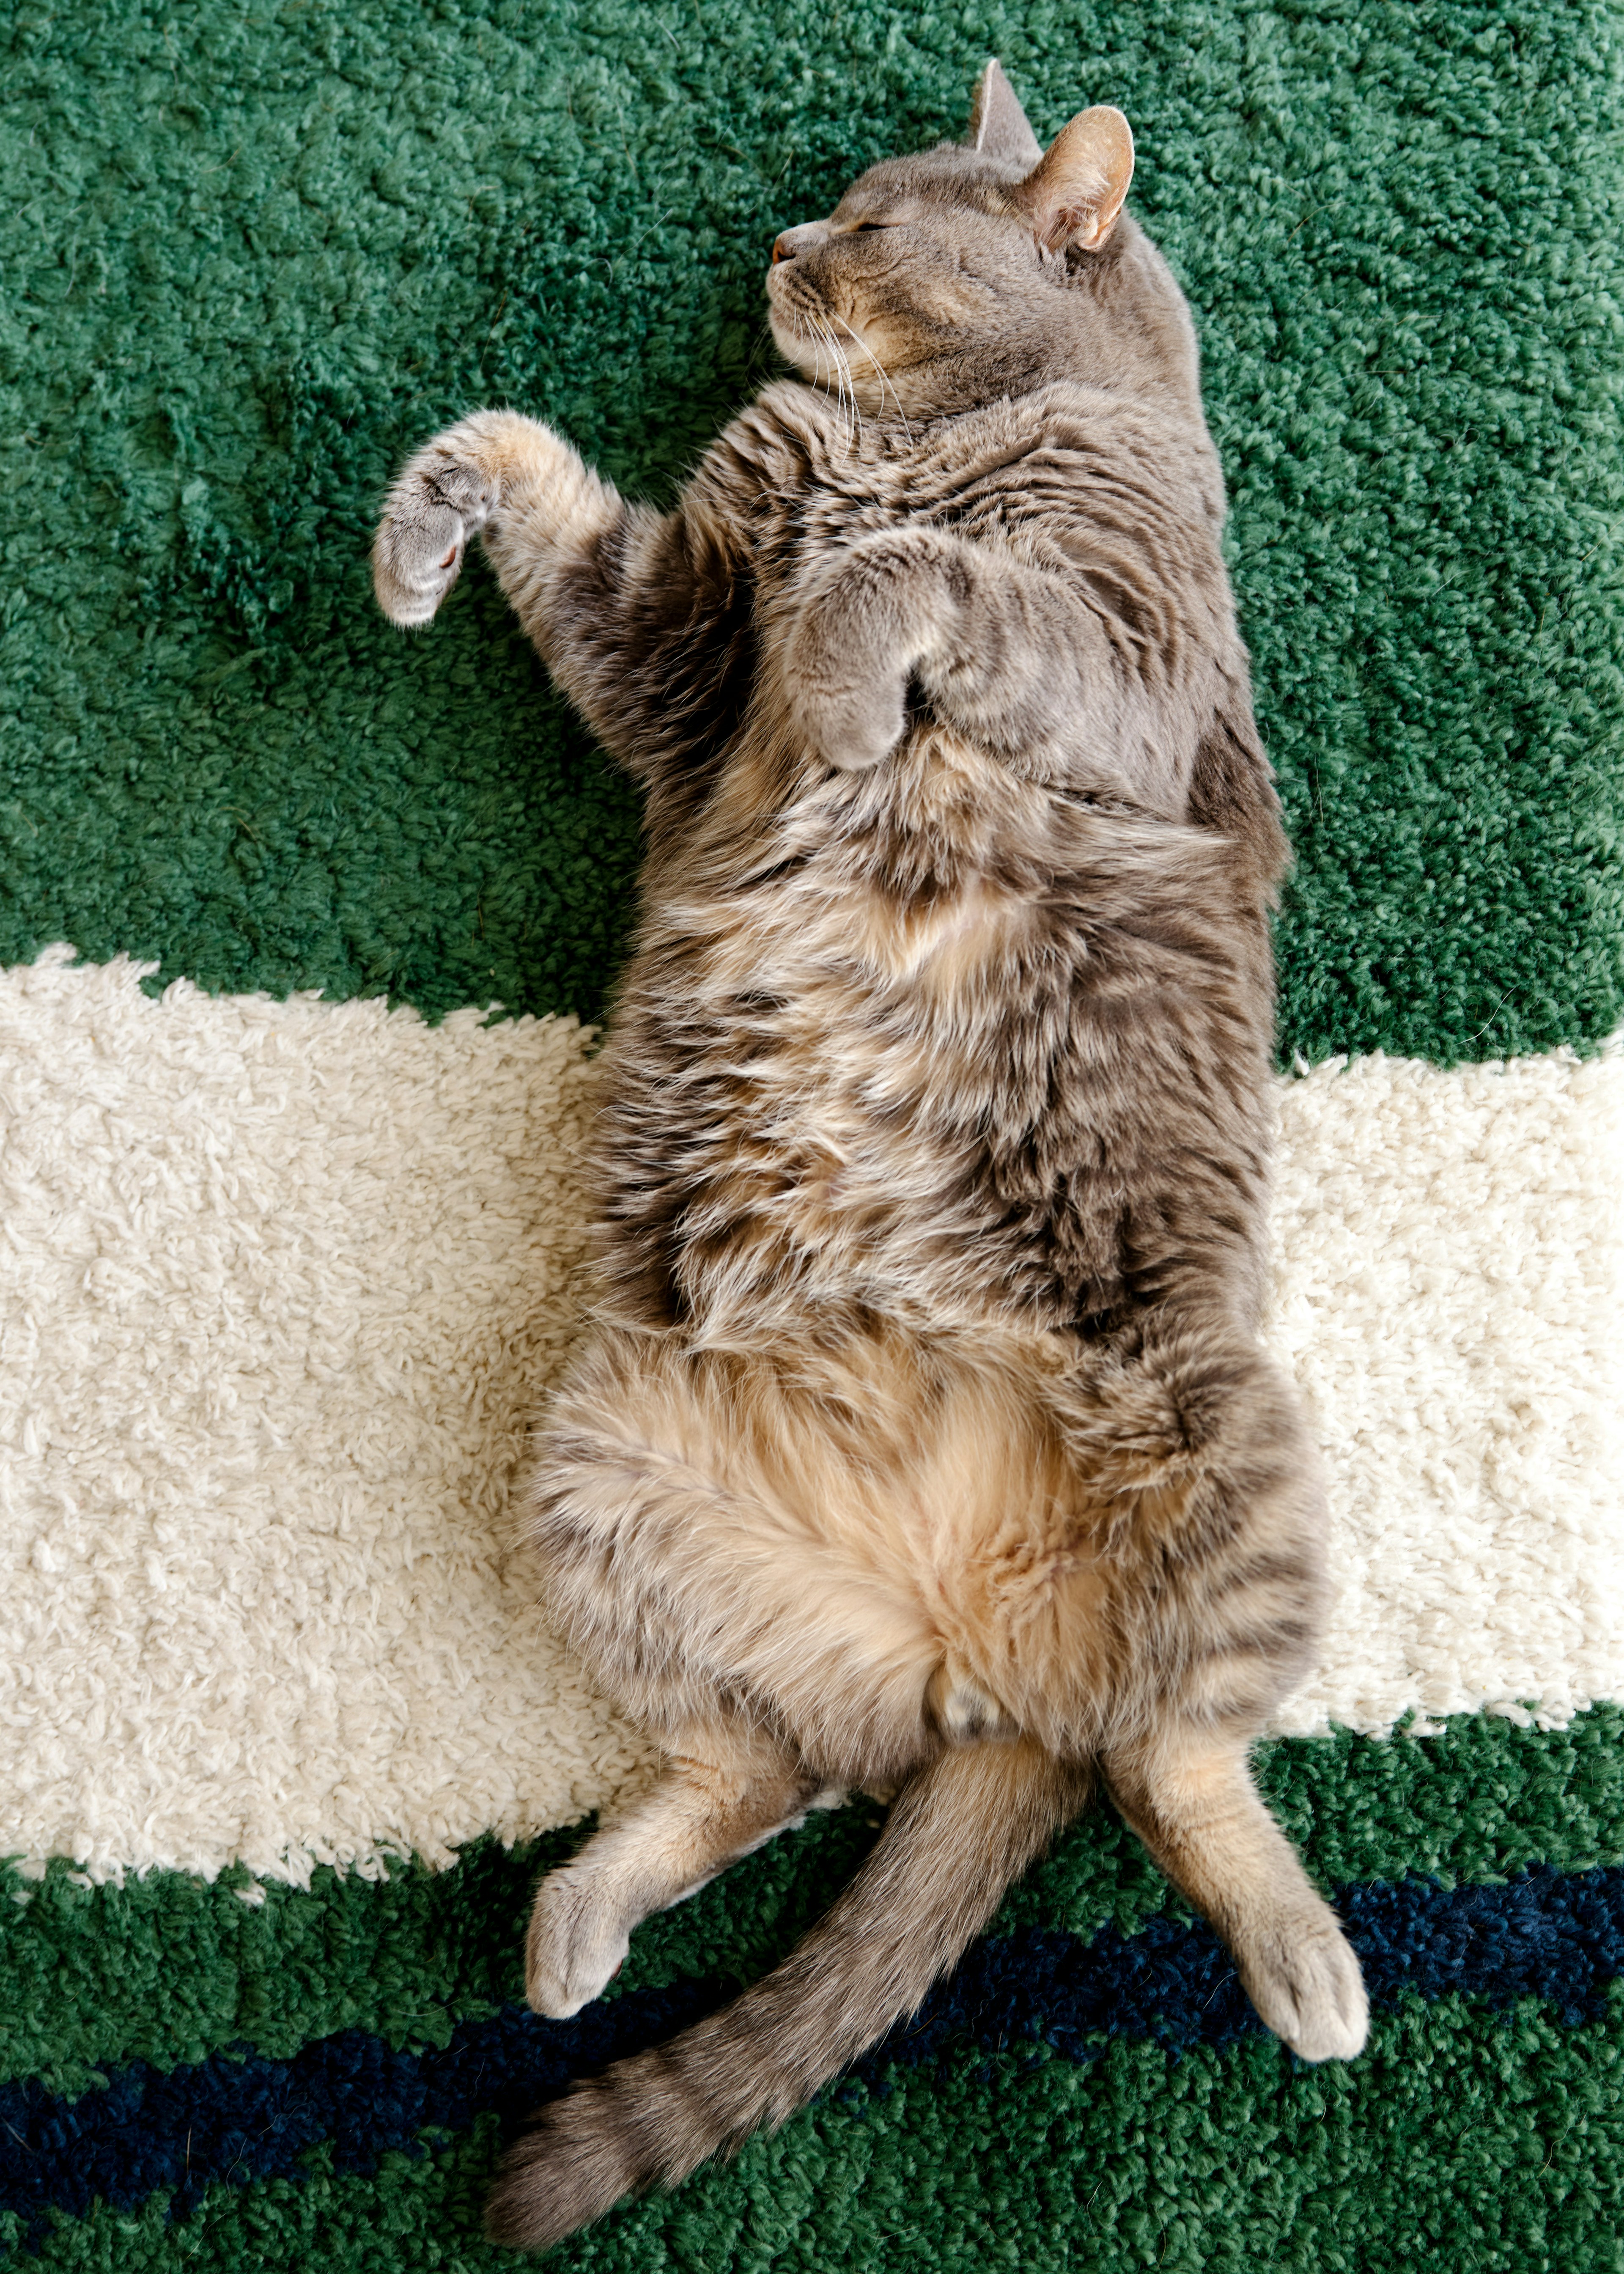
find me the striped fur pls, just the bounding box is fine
[373,61,1366,2250]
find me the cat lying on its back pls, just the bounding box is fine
[373,60,1366,2252]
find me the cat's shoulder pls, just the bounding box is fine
[1003,379,1212,461]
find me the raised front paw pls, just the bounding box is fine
[371,424,502,629]
[793,669,912,772]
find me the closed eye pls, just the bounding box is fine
[852,221,894,232]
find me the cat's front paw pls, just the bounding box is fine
[795,673,911,772]
[785,531,952,771]
[371,429,500,628]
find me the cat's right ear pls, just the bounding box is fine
[1018,106,1135,252]
[968,59,1044,168]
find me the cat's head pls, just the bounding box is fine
[765,62,1200,421]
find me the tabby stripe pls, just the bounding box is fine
[4,1863,1621,2244]
[0,948,1619,1884]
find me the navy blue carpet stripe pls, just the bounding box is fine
[5,1865,1623,2250]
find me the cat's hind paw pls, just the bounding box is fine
[524,1865,634,2020]
[1239,1909,1369,2063]
[371,436,499,628]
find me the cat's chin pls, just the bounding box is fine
[765,304,825,382]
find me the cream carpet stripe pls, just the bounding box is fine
[1270,1039,1624,1736]
[0,949,1618,1882]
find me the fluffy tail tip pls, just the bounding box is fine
[483,2087,657,2255]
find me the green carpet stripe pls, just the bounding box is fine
[4,1868,1621,2249]
[6,1708,1623,2099]
[4,1,1623,1056]
[10,1995,1624,2272]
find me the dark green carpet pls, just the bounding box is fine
[16,2000,1624,2274]
[3,0,1623,1056]
[8,1712,1624,2267]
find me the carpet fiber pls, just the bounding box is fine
[3,2,1624,2269]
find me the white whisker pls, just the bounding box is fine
[783,302,869,455]
[829,313,913,448]
[810,311,860,452]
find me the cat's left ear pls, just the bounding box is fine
[1018,106,1134,252]
[968,60,1044,167]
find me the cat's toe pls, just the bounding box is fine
[524,1870,631,2020]
[1241,1913,1368,2063]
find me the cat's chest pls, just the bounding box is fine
[731,380,1192,593]
[757,443,1015,584]
[757,859,1026,1015]
[678,751,1055,1152]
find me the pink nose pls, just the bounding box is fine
[772,222,826,264]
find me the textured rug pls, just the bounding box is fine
[3,3,1624,2269]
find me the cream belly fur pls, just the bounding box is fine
[535,735,1198,1776]
[534,1323,1096,1780]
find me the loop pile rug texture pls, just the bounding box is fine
[3,3,1624,2269]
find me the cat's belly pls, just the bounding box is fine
[536,1314,1117,1774]
[617,851,1056,1335]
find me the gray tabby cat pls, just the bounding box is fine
[373,61,1367,2252]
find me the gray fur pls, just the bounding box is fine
[373,60,1366,2253]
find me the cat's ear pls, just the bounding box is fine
[967,59,1043,168]
[1018,106,1135,252]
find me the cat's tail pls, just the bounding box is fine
[484,1737,1088,2253]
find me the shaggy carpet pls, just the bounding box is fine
[3,2,1624,2269]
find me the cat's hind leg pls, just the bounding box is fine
[1101,1730,1367,2062]
[526,1729,832,2019]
